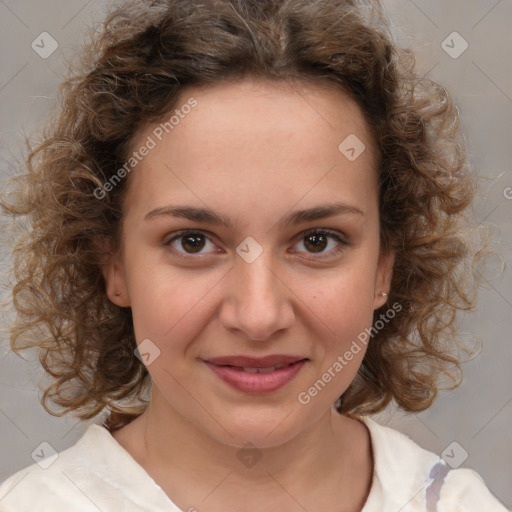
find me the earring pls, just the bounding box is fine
[381,292,388,297]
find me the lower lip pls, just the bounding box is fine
[204,360,307,394]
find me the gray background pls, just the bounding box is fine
[0,0,511,508]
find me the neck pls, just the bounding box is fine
[114,386,373,511]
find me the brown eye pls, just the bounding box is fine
[292,229,347,258]
[165,230,218,256]
[303,232,328,253]
[181,233,206,253]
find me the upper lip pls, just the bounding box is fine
[204,355,308,368]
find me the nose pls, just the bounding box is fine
[219,251,295,341]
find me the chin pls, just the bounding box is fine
[204,405,309,449]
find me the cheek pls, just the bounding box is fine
[308,267,377,337]
[304,273,377,395]
[127,268,214,344]
[295,275,376,406]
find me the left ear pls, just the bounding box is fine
[373,248,395,310]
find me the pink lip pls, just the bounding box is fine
[204,359,307,394]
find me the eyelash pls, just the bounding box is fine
[163,228,348,260]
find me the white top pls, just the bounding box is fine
[0,416,508,511]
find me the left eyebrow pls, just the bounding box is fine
[281,202,364,226]
[144,202,364,227]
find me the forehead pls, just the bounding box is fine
[123,77,379,217]
[168,77,376,162]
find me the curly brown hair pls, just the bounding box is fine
[1,0,483,432]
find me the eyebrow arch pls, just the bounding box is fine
[144,202,364,227]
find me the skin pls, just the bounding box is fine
[104,77,394,512]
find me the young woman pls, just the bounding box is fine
[0,1,508,511]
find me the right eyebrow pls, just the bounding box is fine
[144,205,234,227]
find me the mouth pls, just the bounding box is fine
[211,360,305,373]
[205,354,308,368]
[203,355,309,394]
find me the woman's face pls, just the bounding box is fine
[105,78,394,448]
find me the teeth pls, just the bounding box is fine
[254,366,277,373]
[242,367,260,373]
[239,364,287,373]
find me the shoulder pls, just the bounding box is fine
[0,423,179,512]
[359,416,509,512]
[439,468,510,511]
[0,424,117,511]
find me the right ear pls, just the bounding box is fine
[101,241,131,308]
